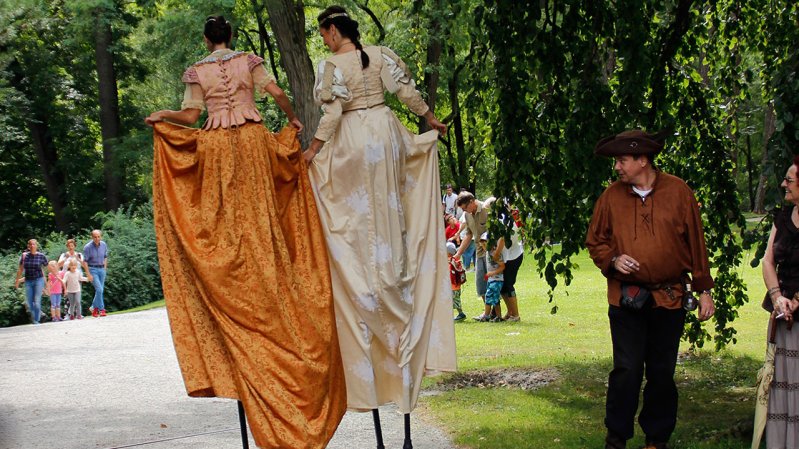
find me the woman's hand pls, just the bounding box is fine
[289,117,304,132]
[144,111,164,127]
[427,117,447,135]
[423,110,447,135]
[302,149,317,165]
[775,295,793,318]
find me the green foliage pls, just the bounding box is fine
[0,0,151,246]
[3,0,796,348]
[0,253,30,327]
[478,0,796,348]
[0,202,161,327]
[87,202,162,311]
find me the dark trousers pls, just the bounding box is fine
[605,304,686,443]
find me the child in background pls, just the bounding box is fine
[476,232,506,322]
[46,261,64,322]
[447,242,467,321]
[63,261,84,320]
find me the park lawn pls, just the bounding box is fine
[112,299,165,314]
[421,249,769,449]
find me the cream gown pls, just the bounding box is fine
[308,45,457,413]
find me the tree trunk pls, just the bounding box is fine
[448,74,468,189]
[746,134,754,211]
[249,0,281,83]
[9,57,70,231]
[418,2,442,133]
[263,0,319,147]
[754,102,777,213]
[27,119,70,232]
[94,11,122,211]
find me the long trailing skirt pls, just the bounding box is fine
[151,122,347,449]
[308,105,457,413]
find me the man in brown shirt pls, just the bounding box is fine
[586,130,716,449]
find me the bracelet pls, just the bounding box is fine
[768,286,781,298]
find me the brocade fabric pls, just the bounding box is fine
[152,122,347,448]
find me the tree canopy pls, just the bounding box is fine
[1,0,797,346]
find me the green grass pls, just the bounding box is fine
[420,250,770,449]
[112,299,165,314]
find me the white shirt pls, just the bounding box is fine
[442,192,458,216]
[504,223,524,261]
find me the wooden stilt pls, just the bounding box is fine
[372,408,386,449]
[237,401,250,449]
[403,413,413,449]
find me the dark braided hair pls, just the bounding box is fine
[204,15,232,45]
[317,6,369,69]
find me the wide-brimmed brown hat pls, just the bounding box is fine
[594,129,668,157]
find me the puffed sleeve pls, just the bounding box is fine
[379,47,429,116]
[248,54,277,99]
[313,60,351,142]
[180,66,205,111]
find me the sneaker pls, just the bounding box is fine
[473,314,491,322]
[505,316,521,322]
[454,312,467,322]
[77,315,84,320]
[92,308,99,318]
[490,316,504,322]
[99,309,107,317]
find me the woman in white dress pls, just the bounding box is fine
[303,5,456,448]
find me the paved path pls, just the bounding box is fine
[0,308,455,449]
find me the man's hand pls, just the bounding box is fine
[613,254,640,274]
[698,291,715,322]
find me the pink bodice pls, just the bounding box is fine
[184,52,263,130]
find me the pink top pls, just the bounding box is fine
[48,272,64,295]
[182,51,272,130]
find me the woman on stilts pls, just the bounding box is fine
[145,15,347,449]
[304,6,457,448]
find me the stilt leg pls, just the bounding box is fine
[237,400,250,449]
[372,409,385,449]
[403,413,413,449]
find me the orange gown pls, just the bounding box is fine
[151,49,346,448]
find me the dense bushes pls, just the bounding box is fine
[0,203,162,327]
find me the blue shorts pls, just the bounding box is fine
[485,280,503,306]
[476,257,487,296]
